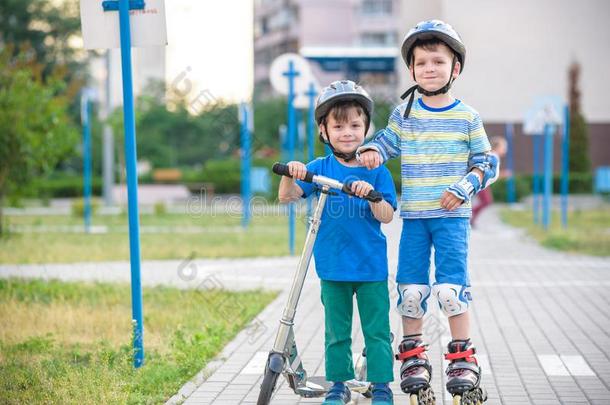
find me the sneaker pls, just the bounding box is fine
[371,382,394,404]
[322,382,351,405]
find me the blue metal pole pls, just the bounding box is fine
[533,134,541,224]
[306,83,316,163]
[561,105,570,228]
[241,103,251,228]
[542,123,554,230]
[81,92,92,233]
[283,61,299,256]
[295,109,303,160]
[306,83,316,222]
[279,125,287,161]
[505,123,516,204]
[118,0,144,368]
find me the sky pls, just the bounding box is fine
[164,1,254,103]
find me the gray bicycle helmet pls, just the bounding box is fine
[401,19,466,72]
[314,80,374,161]
[315,80,373,131]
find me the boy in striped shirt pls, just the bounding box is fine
[358,20,498,401]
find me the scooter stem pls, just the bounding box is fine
[272,186,329,353]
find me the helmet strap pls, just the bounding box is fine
[402,56,457,119]
[319,126,357,162]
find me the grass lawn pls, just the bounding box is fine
[0,278,277,404]
[499,207,610,256]
[1,213,307,264]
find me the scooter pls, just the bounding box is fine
[256,163,383,405]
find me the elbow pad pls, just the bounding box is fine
[468,153,500,189]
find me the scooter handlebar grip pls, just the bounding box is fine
[272,162,314,182]
[366,190,383,203]
[342,182,383,202]
[272,163,290,177]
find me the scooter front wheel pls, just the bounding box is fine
[257,368,281,405]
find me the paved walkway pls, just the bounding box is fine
[1,206,609,404]
[173,207,610,405]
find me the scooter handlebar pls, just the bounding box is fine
[272,163,314,183]
[272,162,383,203]
[342,183,383,203]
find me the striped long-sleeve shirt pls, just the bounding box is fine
[366,98,491,219]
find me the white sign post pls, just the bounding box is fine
[80,0,167,49]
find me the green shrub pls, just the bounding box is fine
[153,202,166,215]
[71,198,100,217]
[492,176,532,202]
[198,157,280,196]
[25,176,103,199]
[553,172,593,194]
[492,172,593,202]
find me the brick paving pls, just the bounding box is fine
[2,205,609,404]
[174,207,610,405]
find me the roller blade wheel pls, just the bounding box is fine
[452,386,487,405]
[408,386,435,405]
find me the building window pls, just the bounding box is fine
[267,6,297,31]
[361,32,397,46]
[361,0,393,16]
[255,3,298,37]
[254,18,269,38]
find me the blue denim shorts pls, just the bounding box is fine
[396,217,470,286]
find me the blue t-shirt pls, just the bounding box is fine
[296,155,397,282]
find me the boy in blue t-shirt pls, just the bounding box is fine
[278,80,397,405]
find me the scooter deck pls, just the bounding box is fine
[301,376,370,394]
[302,376,332,390]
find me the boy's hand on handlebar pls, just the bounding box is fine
[358,150,382,170]
[351,180,375,199]
[287,161,307,180]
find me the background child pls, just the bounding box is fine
[278,80,397,405]
[471,135,507,227]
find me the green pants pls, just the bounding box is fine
[320,280,394,383]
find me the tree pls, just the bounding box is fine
[568,62,591,174]
[0,0,84,82]
[108,82,242,171]
[0,50,78,234]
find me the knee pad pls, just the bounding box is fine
[432,283,471,317]
[396,284,431,319]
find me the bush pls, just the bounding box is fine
[153,202,166,215]
[385,159,401,193]
[198,157,280,196]
[25,176,103,199]
[199,160,241,194]
[71,198,100,217]
[491,176,532,202]
[554,172,593,194]
[492,172,593,202]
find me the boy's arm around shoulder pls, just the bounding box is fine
[356,105,404,166]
